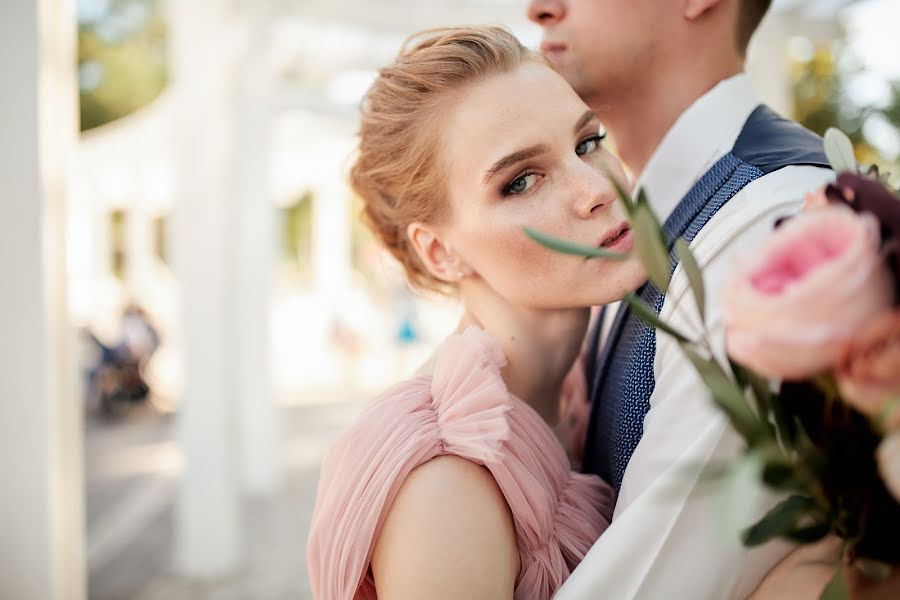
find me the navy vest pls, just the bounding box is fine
[583,105,830,490]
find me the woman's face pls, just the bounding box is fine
[435,60,646,309]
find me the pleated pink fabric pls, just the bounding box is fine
[307,327,614,600]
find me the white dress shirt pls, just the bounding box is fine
[557,74,835,599]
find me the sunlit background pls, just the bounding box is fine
[2,0,899,598]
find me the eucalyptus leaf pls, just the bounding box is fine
[635,187,651,209]
[523,227,629,260]
[730,359,778,440]
[820,565,848,600]
[823,128,858,174]
[772,396,797,448]
[746,368,774,421]
[694,461,733,484]
[717,453,764,543]
[793,417,826,474]
[741,494,818,546]
[675,237,706,321]
[784,522,830,544]
[679,343,761,442]
[623,294,690,344]
[632,205,672,292]
[761,462,798,489]
[877,395,900,432]
[599,165,636,215]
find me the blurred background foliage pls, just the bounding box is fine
[77,2,899,183]
[78,0,167,132]
[791,40,900,185]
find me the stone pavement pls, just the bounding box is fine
[86,398,365,600]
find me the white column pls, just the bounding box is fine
[0,1,84,599]
[232,3,282,494]
[125,200,155,298]
[313,174,352,315]
[747,9,794,117]
[167,0,242,577]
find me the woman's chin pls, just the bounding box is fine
[584,261,647,306]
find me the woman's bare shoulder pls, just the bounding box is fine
[371,455,520,599]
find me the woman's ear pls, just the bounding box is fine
[684,0,723,21]
[407,222,471,283]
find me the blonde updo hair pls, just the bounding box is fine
[349,26,539,293]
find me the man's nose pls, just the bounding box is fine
[527,0,565,26]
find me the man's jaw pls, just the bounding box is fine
[539,41,567,65]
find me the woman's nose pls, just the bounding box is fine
[527,0,565,26]
[573,162,615,219]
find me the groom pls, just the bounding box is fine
[528,0,834,597]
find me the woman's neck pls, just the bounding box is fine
[457,286,589,427]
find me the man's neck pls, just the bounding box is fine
[595,63,744,179]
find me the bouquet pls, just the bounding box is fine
[527,129,900,598]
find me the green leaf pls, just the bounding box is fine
[784,522,830,544]
[623,294,690,344]
[675,237,706,320]
[679,343,762,442]
[761,461,798,489]
[823,128,858,174]
[820,565,848,600]
[694,461,733,484]
[730,359,777,439]
[599,165,636,215]
[635,187,651,209]
[717,453,764,542]
[741,494,818,546]
[632,204,672,292]
[746,369,774,419]
[793,417,826,474]
[877,395,900,432]
[772,395,798,448]
[523,227,629,260]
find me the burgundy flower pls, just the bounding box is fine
[825,173,900,284]
[836,309,900,430]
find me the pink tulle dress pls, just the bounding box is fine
[306,327,614,600]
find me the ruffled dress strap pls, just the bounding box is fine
[493,392,615,599]
[306,327,514,600]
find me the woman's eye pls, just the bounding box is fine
[576,133,606,157]
[503,172,538,196]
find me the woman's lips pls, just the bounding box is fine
[598,224,633,253]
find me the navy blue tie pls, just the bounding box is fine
[584,154,765,490]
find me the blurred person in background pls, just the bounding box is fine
[84,301,161,417]
[306,26,648,599]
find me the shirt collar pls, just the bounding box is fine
[633,73,760,222]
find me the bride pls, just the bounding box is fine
[306,25,646,599]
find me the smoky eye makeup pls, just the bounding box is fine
[501,170,540,196]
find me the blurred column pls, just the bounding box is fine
[126,200,155,298]
[232,2,282,494]
[167,0,242,577]
[313,172,352,321]
[748,6,844,120]
[0,0,84,599]
[747,8,793,117]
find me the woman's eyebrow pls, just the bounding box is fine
[481,111,597,186]
[574,109,598,134]
[482,144,550,185]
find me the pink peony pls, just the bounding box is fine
[803,188,830,211]
[836,310,900,428]
[725,206,895,380]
